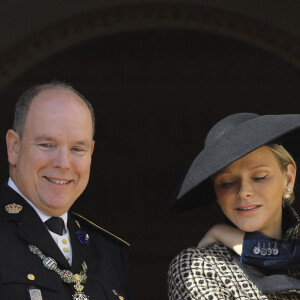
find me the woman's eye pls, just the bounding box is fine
[253,175,268,181]
[221,181,234,188]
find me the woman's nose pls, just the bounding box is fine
[237,180,254,200]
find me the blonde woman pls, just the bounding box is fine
[168,113,300,299]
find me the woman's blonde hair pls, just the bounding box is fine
[267,144,297,205]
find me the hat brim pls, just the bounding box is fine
[169,114,300,214]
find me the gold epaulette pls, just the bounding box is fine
[72,212,130,247]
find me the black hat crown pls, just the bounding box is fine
[205,113,258,147]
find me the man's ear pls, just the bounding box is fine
[91,140,95,155]
[6,129,21,166]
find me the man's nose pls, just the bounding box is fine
[237,180,254,200]
[52,147,70,169]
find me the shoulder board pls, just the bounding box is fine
[72,212,130,247]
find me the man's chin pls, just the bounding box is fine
[37,199,73,215]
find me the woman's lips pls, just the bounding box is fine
[235,205,262,215]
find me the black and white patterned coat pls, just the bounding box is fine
[168,207,300,300]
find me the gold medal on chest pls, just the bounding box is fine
[73,274,89,300]
[73,290,89,300]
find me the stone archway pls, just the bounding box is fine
[0,4,299,90]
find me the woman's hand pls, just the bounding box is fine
[197,224,245,255]
[197,226,220,248]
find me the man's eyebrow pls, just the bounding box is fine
[34,136,54,142]
[34,137,91,146]
[75,140,91,147]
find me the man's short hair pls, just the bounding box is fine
[13,81,95,139]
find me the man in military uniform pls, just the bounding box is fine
[0,82,132,299]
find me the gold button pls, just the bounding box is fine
[27,274,35,281]
[65,256,69,261]
[63,248,68,253]
[62,239,67,244]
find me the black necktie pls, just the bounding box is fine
[44,217,65,236]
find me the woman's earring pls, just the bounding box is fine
[283,187,292,200]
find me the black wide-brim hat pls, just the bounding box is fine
[169,113,300,214]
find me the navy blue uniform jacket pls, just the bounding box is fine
[0,184,133,299]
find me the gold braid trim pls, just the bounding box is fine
[72,212,130,247]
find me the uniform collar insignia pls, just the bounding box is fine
[5,203,23,214]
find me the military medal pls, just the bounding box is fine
[29,245,89,299]
[73,275,89,300]
[76,230,89,245]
